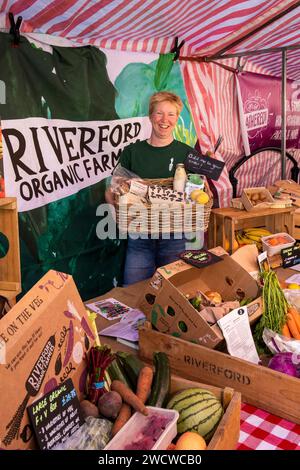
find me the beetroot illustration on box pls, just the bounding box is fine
[0,270,94,450]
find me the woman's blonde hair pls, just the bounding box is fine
[149,91,183,116]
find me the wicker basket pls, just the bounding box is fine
[115,177,213,234]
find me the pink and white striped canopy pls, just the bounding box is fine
[1,0,300,79]
[2,0,300,205]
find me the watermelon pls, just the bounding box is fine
[166,388,223,442]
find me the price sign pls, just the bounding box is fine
[27,378,84,450]
[281,245,300,268]
[179,249,223,268]
[185,149,225,180]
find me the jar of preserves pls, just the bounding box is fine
[173,163,187,193]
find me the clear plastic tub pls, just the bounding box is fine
[261,232,295,256]
[104,406,179,451]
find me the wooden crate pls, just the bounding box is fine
[208,206,295,253]
[0,197,21,300]
[294,211,300,240]
[169,375,241,450]
[139,326,300,424]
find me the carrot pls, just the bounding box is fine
[287,313,300,340]
[111,380,148,415]
[136,366,153,404]
[281,322,291,338]
[111,403,132,437]
[288,307,300,335]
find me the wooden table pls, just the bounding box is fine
[208,206,295,254]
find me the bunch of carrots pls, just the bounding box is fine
[282,306,300,340]
[111,365,153,437]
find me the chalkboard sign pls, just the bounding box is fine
[185,149,225,181]
[179,249,223,268]
[27,378,84,450]
[281,245,300,268]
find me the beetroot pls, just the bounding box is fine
[98,391,122,419]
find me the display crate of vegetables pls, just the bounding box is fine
[139,316,300,424]
[75,348,240,451]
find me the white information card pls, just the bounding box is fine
[218,306,260,364]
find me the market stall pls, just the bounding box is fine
[1,0,300,455]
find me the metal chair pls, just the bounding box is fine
[229,147,299,198]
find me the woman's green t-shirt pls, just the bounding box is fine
[119,139,193,178]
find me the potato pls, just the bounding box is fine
[80,399,99,419]
[98,391,122,419]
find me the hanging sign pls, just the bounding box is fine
[236,71,300,155]
[185,149,225,180]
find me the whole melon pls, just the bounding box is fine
[166,388,223,442]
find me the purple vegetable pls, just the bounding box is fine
[268,352,299,377]
[63,320,74,367]
[64,310,75,319]
[79,367,88,394]
[43,377,58,395]
[81,316,95,340]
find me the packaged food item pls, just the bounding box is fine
[173,163,187,192]
[185,174,205,201]
[104,407,179,451]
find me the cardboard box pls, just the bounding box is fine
[138,255,261,349]
[139,326,300,424]
[0,197,21,300]
[0,270,93,450]
[230,198,244,210]
[241,187,275,211]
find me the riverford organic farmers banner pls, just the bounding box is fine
[0,33,196,299]
[236,71,300,155]
[2,116,150,212]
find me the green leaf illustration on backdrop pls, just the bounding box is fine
[115,53,197,147]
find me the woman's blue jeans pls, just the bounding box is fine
[123,235,187,286]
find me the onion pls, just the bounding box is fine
[268,352,299,377]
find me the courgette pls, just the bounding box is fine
[116,352,144,390]
[107,359,132,390]
[147,351,170,407]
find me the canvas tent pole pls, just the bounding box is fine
[281,49,287,179]
[196,44,300,62]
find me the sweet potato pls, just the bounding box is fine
[80,399,99,419]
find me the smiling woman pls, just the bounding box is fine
[105,91,195,286]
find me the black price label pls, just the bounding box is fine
[27,378,84,450]
[281,245,300,268]
[179,249,223,268]
[185,149,225,180]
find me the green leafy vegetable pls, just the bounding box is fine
[254,270,288,352]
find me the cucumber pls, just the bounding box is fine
[116,352,144,390]
[147,352,170,407]
[107,360,132,390]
